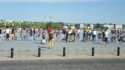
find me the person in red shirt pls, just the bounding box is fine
[47,27,51,35]
[47,27,52,41]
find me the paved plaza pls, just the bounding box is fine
[0,40,125,61]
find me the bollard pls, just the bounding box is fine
[11,48,14,58]
[63,47,66,57]
[38,47,41,57]
[92,47,94,56]
[117,47,120,56]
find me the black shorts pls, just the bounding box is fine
[6,33,9,39]
[105,37,108,42]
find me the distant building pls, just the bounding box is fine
[63,23,68,29]
[1,20,5,22]
[104,24,123,29]
[70,25,75,29]
[6,20,13,23]
[115,24,123,29]
[58,22,64,28]
[90,24,94,29]
[104,24,114,29]
[75,23,86,29]
[86,24,94,29]
[63,23,76,29]
[63,25,68,29]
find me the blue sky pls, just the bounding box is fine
[0,0,125,24]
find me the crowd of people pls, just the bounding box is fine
[0,26,125,48]
[62,27,125,45]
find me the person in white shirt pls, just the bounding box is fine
[68,28,72,42]
[104,29,109,45]
[88,28,92,41]
[76,28,80,41]
[5,26,10,40]
[23,28,26,40]
[92,29,97,41]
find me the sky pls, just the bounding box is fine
[0,0,125,24]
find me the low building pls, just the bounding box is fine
[63,24,68,29]
[86,24,94,29]
[104,24,123,29]
[75,23,86,29]
[104,24,114,29]
[63,23,76,29]
[70,25,75,29]
[115,24,123,29]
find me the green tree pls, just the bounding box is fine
[51,22,62,30]
[94,23,105,30]
[0,22,4,28]
[46,22,62,30]
[123,25,125,28]
[37,22,46,28]
[14,22,20,27]
[46,22,53,28]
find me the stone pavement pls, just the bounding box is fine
[0,40,125,61]
[0,59,125,70]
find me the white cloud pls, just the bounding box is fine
[0,0,102,3]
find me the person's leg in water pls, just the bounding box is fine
[51,39,54,48]
[76,34,79,41]
[0,34,1,42]
[93,35,95,41]
[48,39,54,48]
[66,36,68,43]
[7,33,10,40]
[33,34,35,40]
[12,34,14,40]
[83,33,85,42]
[73,33,75,41]
[48,39,51,49]
[104,37,108,45]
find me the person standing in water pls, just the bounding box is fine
[5,26,10,40]
[11,28,15,40]
[48,30,54,49]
